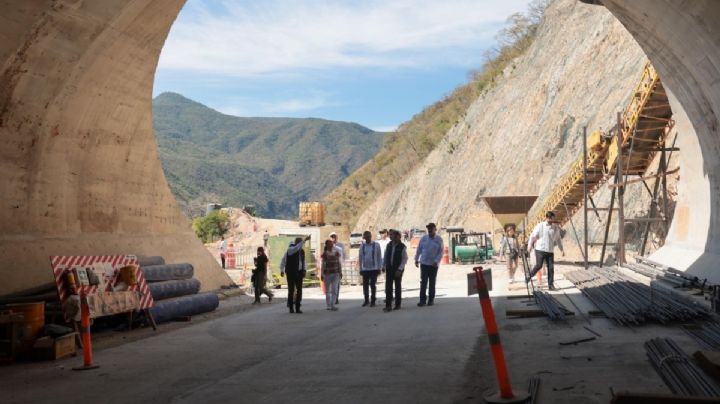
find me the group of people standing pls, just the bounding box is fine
[258,223,443,314]
[251,212,564,313]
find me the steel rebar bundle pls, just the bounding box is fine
[566,267,710,325]
[645,338,720,397]
[683,322,720,351]
[533,291,570,321]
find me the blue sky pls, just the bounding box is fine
[154,0,532,132]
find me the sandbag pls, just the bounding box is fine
[142,263,194,282]
[136,256,166,267]
[149,292,219,323]
[148,278,201,301]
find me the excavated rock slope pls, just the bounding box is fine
[355,0,651,244]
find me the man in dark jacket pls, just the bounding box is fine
[382,230,408,312]
[281,236,310,313]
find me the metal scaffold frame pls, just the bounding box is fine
[523,62,676,267]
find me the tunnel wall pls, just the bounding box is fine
[0,0,230,295]
[2,0,720,293]
[599,0,720,282]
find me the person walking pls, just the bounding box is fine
[329,232,344,304]
[527,211,565,290]
[252,247,274,303]
[383,230,408,312]
[280,236,310,313]
[359,230,382,307]
[263,230,269,248]
[217,236,227,269]
[500,225,520,283]
[321,239,342,311]
[415,222,444,307]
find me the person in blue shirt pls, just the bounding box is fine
[414,222,444,306]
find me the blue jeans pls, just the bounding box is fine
[420,264,438,303]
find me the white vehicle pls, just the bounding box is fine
[349,232,364,248]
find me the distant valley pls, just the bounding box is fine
[152,92,384,218]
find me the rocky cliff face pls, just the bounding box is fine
[355,0,665,256]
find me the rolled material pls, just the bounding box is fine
[149,292,219,323]
[142,263,194,282]
[137,256,166,267]
[148,279,201,301]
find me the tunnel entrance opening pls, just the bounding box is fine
[1,0,720,297]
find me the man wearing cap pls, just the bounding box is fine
[280,236,310,313]
[527,211,565,290]
[414,222,444,307]
[329,232,344,304]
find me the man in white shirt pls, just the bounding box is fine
[359,230,382,307]
[527,211,565,290]
[383,229,408,312]
[414,222,444,307]
[329,232,344,304]
[376,229,390,260]
[217,236,227,269]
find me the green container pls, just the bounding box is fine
[267,235,319,287]
[455,245,480,263]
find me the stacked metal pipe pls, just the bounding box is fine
[683,322,720,351]
[533,291,570,321]
[566,267,709,325]
[645,338,720,397]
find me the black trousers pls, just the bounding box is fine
[220,253,226,269]
[286,270,304,308]
[385,269,402,308]
[531,251,555,286]
[420,264,438,303]
[361,270,380,303]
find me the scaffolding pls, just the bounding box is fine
[524,62,676,266]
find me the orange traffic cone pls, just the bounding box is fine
[442,246,450,264]
[73,293,99,371]
[473,267,528,403]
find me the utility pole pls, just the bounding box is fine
[616,112,626,266]
[583,126,589,269]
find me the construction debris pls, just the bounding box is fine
[566,267,710,325]
[527,376,540,404]
[559,337,596,346]
[645,338,720,397]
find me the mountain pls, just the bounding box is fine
[344,0,671,259]
[153,92,384,218]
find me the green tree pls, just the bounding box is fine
[192,210,230,243]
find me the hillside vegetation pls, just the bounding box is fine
[153,92,384,218]
[324,1,547,227]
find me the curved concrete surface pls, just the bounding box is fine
[0,0,230,295]
[1,0,720,294]
[596,0,720,282]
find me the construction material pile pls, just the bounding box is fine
[645,338,720,397]
[683,322,720,351]
[139,256,219,323]
[533,291,571,321]
[565,267,709,325]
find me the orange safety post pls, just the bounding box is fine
[473,267,527,403]
[441,246,449,264]
[73,292,99,371]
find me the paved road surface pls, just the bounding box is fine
[2,264,490,404]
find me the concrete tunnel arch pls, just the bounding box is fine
[1,0,720,295]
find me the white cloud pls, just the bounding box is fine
[371,125,398,132]
[158,0,531,76]
[216,92,336,116]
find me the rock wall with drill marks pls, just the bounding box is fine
[0,0,231,295]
